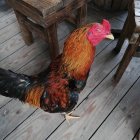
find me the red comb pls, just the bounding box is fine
[102,19,111,32]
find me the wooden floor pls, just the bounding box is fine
[0,2,140,140]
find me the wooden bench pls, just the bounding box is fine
[7,0,87,60]
[114,0,140,82]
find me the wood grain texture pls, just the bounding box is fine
[114,36,140,82]
[8,0,88,59]
[0,39,47,71]
[0,21,20,44]
[7,0,45,26]
[0,11,23,61]
[114,0,140,82]
[0,11,16,30]
[0,100,36,140]
[14,10,33,46]
[0,33,24,62]
[0,8,12,18]
[22,0,63,17]
[93,0,128,11]
[0,96,11,108]
[87,5,126,27]
[133,130,140,140]
[91,72,140,140]
[17,34,68,75]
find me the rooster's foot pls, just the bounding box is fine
[62,111,80,125]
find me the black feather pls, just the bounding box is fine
[0,68,33,101]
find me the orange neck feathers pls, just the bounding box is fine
[61,26,95,80]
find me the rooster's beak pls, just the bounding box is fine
[106,34,114,40]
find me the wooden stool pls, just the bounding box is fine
[7,0,87,60]
[114,0,140,82]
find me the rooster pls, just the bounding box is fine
[0,19,114,122]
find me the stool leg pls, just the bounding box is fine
[114,16,129,54]
[76,4,87,27]
[45,23,59,60]
[14,10,33,46]
[114,35,140,82]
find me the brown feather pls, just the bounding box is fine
[25,85,45,107]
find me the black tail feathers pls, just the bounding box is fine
[0,68,32,100]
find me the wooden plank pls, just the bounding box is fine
[0,96,11,109]
[17,34,67,75]
[18,52,50,75]
[0,11,16,30]
[0,39,47,71]
[114,11,127,22]
[87,5,125,30]
[0,21,20,44]
[133,130,140,140]
[4,109,63,140]
[0,33,24,62]
[47,57,140,140]
[87,6,104,23]
[88,4,127,22]
[7,0,45,26]
[3,40,127,140]
[87,5,111,23]
[0,21,75,70]
[0,100,36,140]
[91,75,140,140]
[0,8,12,18]
[109,18,124,31]
[0,21,74,63]
[42,0,87,27]
[22,0,63,17]
[57,22,74,41]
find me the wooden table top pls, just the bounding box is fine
[22,0,63,17]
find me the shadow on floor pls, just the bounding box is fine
[0,0,11,11]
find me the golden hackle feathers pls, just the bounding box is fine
[25,85,45,107]
[61,24,95,80]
